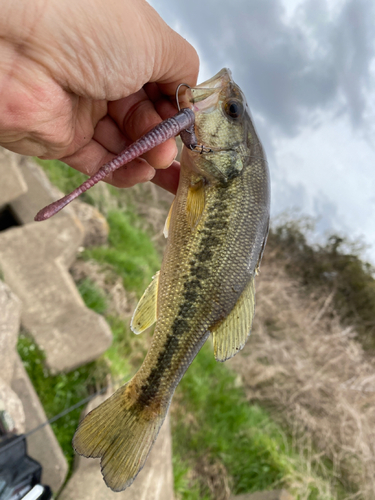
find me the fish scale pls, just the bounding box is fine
[72,68,270,492]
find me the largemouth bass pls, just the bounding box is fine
[73,68,270,491]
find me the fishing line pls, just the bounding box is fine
[0,374,130,455]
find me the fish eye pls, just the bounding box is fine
[224,99,243,119]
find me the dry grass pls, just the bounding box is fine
[191,456,231,500]
[230,249,375,499]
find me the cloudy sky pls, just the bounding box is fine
[151,0,375,262]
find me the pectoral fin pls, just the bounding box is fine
[212,277,255,362]
[163,200,174,238]
[186,179,205,230]
[130,271,159,334]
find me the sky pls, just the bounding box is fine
[150,0,375,262]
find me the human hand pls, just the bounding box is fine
[0,0,199,193]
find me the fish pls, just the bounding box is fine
[72,68,270,491]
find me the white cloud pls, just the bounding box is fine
[272,107,375,259]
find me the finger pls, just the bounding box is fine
[142,82,163,102]
[112,157,155,187]
[152,161,180,195]
[108,91,178,169]
[143,83,180,120]
[60,138,155,188]
[93,114,130,154]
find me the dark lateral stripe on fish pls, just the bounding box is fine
[136,195,230,407]
[138,332,182,405]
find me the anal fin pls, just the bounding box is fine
[212,276,255,362]
[130,271,159,334]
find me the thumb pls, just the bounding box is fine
[141,3,200,96]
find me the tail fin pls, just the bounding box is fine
[72,382,167,491]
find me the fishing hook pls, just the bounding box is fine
[175,83,192,112]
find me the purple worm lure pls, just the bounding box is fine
[34,107,197,221]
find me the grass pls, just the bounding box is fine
[174,345,288,493]
[83,210,160,295]
[172,342,338,500]
[17,333,108,469]
[77,278,108,315]
[173,457,211,500]
[172,344,289,497]
[268,216,375,351]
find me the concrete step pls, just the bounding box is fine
[0,280,21,384]
[0,148,27,209]
[0,152,112,373]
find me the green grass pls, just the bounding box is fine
[172,342,290,497]
[172,342,339,500]
[83,210,160,295]
[17,333,108,469]
[77,278,108,315]
[173,456,211,500]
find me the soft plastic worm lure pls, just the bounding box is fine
[35,107,196,221]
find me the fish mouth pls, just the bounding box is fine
[190,68,233,113]
[195,68,233,90]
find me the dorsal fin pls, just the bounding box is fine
[130,271,160,334]
[212,276,255,362]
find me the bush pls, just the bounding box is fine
[268,218,375,350]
